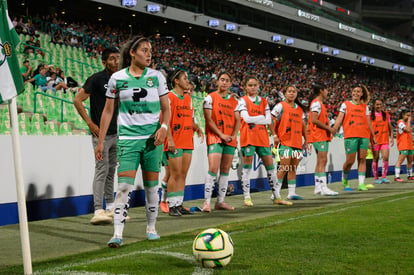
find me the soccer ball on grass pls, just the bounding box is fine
[192,228,234,268]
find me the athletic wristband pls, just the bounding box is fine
[272,135,277,139]
[161,123,168,130]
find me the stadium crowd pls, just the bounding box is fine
[13,13,413,127]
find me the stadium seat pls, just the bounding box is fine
[0,120,11,135]
[44,121,58,135]
[30,121,44,135]
[18,113,30,125]
[31,113,45,124]
[46,102,60,121]
[59,122,73,135]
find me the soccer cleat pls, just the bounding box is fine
[407,176,414,180]
[314,187,322,195]
[244,198,254,207]
[169,206,182,216]
[381,178,390,184]
[365,183,375,189]
[147,230,160,241]
[177,205,193,215]
[358,184,368,191]
[90,209,113,225]
[321,187,338,196]
[105,209,114,217]
[343,186,354,192]
[394,177,404,182]
[287,194,304,200]
[374,179,382,184]
[273,199,293,206]
[107,237,123,248]
[159,201,169,213]
[214,202,235,210]
[202,202,211,213]
[342,180,353,191]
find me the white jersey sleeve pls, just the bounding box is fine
[271,103,283,121]
[365,105,370,116]
[105,75,117,99]
[157,71,169,97]
[203,95,213,109]
[339,102,347,114]
[310,101,321,115]
[398,121,406,135]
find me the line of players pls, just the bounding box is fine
[82,37,412,247]
[161,69,413,215]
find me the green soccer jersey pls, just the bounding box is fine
[106,67,169,140]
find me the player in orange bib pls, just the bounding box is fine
[370,99,394,184]
[394,110,413,182]
[202,72,241,212]
[238,76,279,206]
[162,69,204,216]
[271,85,307,202]
[307,83,338,196]
[333,84,376,191]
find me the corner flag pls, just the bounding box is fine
[0,0,24,103]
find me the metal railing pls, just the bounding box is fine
[33,91,89,123]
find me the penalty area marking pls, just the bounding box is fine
[34,195,413,275]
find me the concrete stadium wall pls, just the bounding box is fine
[0,135,401,226]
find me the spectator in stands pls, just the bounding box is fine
[95,36,170,247]
[25,66,53,91]
[55,70,70,91]
[34,40,45,58]
[21,60,33,82]
[23,35,36,55]
[73,47,120,225]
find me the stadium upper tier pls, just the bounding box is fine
[1,14,413,136]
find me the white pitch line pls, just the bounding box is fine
[35,195,413,275]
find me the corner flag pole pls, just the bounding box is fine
[9,97,33,275]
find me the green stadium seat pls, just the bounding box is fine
[59,122,73,135]
[31,113,45,124]
[46,102,59,121]
[44,121,58,135]
[30,121,44,135]
[0,119,11,135]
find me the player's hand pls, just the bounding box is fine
[88,122,100,137]
[196,128,204,143]
[168,140,176,153]
[95,143,104,161]
[154,127,167,146]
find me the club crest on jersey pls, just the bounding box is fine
[146,77,154,87]
[0,42,11,67]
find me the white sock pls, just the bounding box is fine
[358,173,365,185]
[320,175,327,189]
[314,175,321,191]
[266,168,278,197]
[217,173,229,203]
[144,185,159,231]
[177,195,184,206]
[408,168,412,177]
[113,182,134,239]
[288,184,296,197]
[204,172,216,203]
[106,202,114,211]
[395,167,401,178]
[167,196,177,208]
[242,168,252,199]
